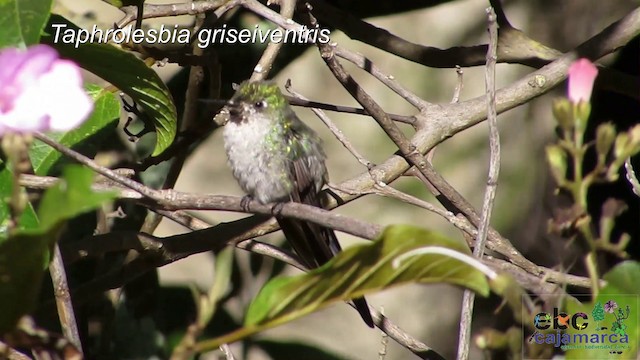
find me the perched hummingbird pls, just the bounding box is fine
[222,80,374,328]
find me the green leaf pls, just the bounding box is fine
[246,225,488,325]
[37,165,116,232]
[565,261,640,359]
[0,169,39,238]
[602,261,640,294]
[43,15,177,156]
[29,84,120,175]
[0,0,52,48]
[0,231,50,334]
[0,165,116,334]
[195,225,489,350]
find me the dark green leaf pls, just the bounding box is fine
[43,15,177,156]
[0,0,52,48]
[0,169,39,238]
[195,225,489,349]
[0,166,116,334]
[0,231,50,334]
[29,84,120,175]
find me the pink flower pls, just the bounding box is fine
[0,45,93,136]
[567,58,598,103]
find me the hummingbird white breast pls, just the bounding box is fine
[223,113,293,204]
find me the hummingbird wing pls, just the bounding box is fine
[277,147,339,268]
[276,123,375,328]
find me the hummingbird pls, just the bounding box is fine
[222,80,374,328]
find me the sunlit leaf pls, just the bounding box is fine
[0,0,52,48]
[195,225,489,350]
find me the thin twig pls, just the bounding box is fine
[219,344,236,360]
[451,66,464,104]
[370,183,477,239]
[34,132,161,200]
[333,46,428,110]
[624,158,640,196]
[369,309,446,360]
[0,343,31,360]
[49,244,83,354]
[249,0,295,81]
[117,0,229,28]
[201,97,416,124]
[378,307,389,360]
[457,8,499,360]
[285,79,373,168]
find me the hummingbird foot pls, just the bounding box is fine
[240,195,254,212]
[270,201,286,217]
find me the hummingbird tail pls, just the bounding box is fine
[353,296,375,328]
[277,217,375,328]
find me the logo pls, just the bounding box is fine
[527,295,638,358]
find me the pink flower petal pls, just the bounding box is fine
[41,61,93,131]
[568,58,598,103]
[0,45,58,111]
[0,45,92,136]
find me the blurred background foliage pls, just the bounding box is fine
[41,0,640,359]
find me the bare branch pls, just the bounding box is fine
[458,7,499,360]
[333,47,428,110]
[250,0,295,80]
[49,245,83,354]
[451,66,464,104]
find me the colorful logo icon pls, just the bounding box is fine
[527,297,636,357]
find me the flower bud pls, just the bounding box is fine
[595,122,616,159]
[546,145,568,185]
[574,101,591,134]
[614,133,630,159]
[626,124,640,156]
[552,98,574,132]
[568,58,598,103]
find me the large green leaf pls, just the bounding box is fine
[565,261,640,360]
[0,0,52,48]
[0,166,116,334]
[195,225,489,350]
[0,231,51,334]
[42,15,177,157]
[29,84,120,175]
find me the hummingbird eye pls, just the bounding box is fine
[254,100,268,109]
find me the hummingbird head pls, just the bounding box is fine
[227,80,288,123]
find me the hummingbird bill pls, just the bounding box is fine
[222,80,374,328]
